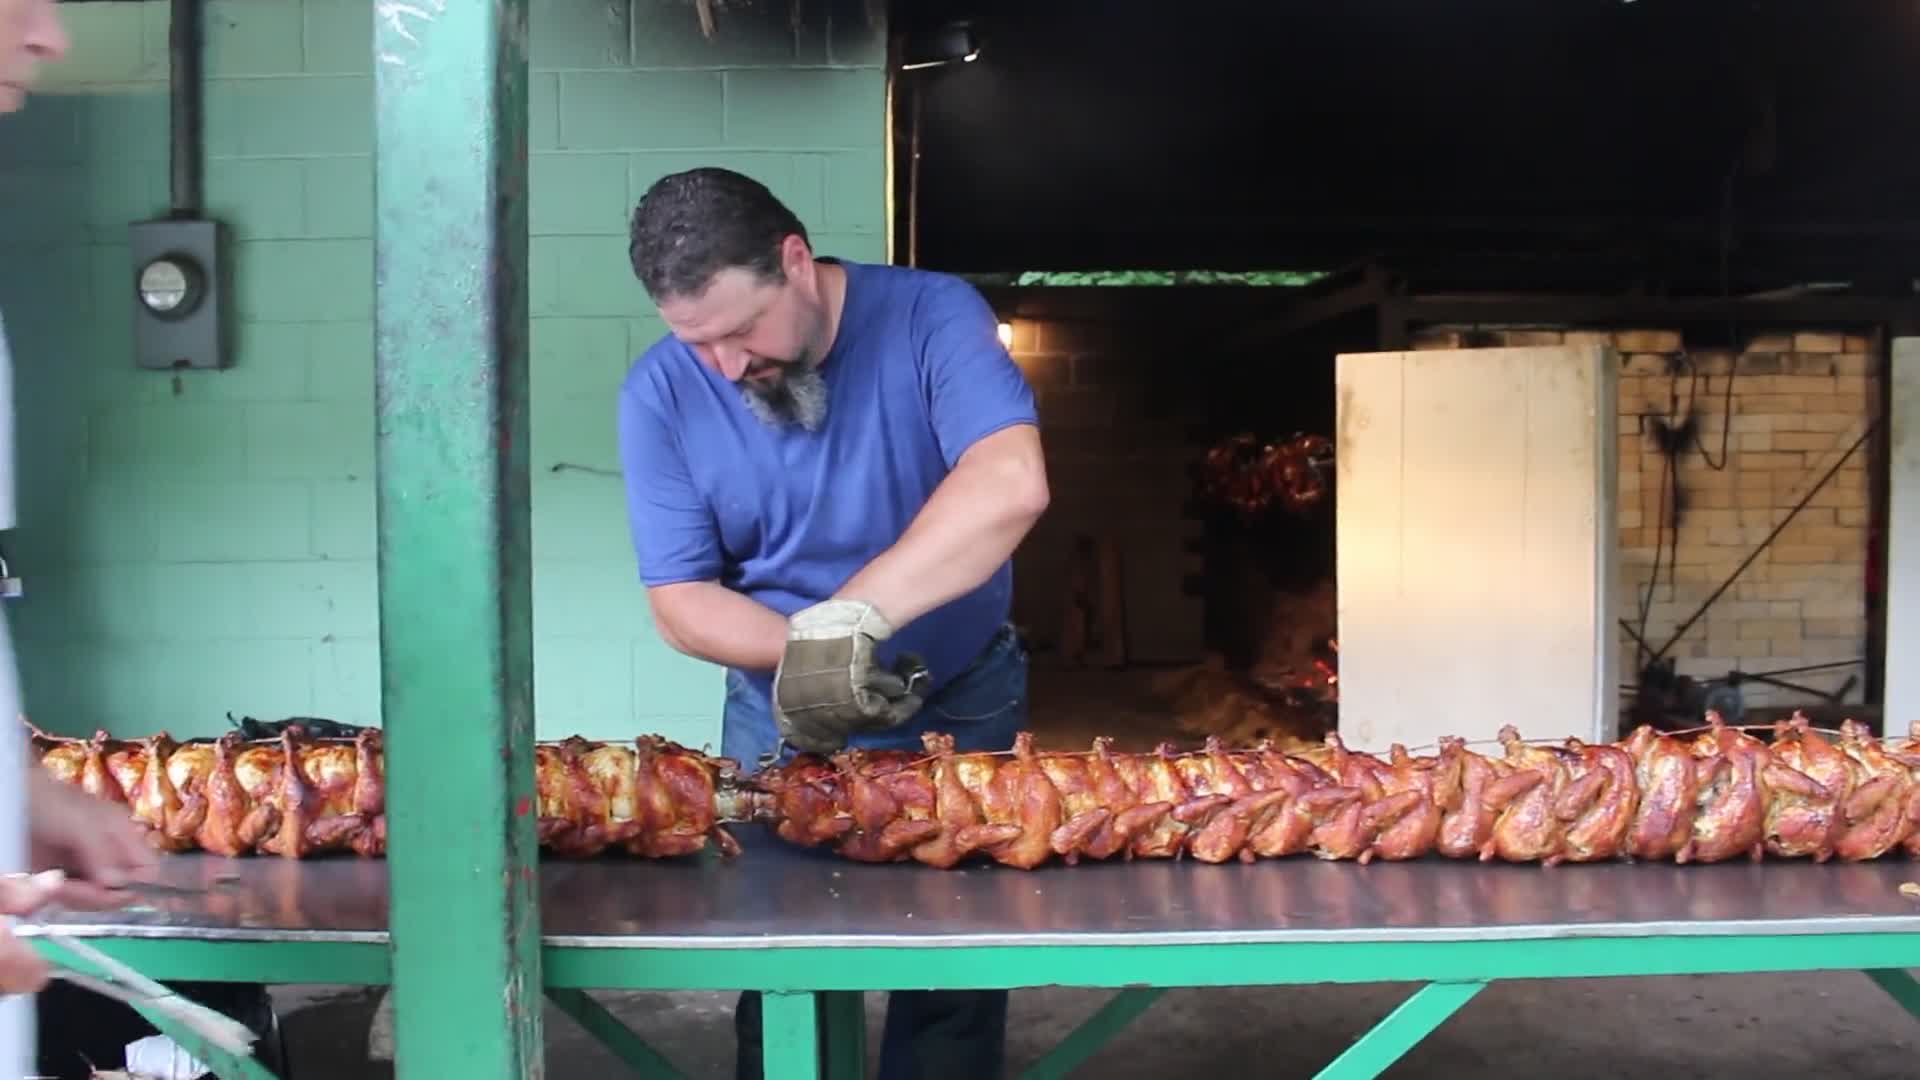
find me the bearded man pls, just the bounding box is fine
[617,167,1049,1080]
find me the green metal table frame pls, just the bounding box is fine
[29,929,1920,1079]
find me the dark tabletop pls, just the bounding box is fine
[24,829,1920,947]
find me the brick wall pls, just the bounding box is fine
[1002,313,1208,664]
[1000,301,1882,710]
[1411,325,1881,707]
[0,0,888,743]
[995,288,1350,670]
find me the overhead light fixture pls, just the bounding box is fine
[997,321,1014,348]
[900,21,979,71]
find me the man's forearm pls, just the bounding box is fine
[648,581,790,672]
[835,425,1049,629]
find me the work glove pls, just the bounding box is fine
[772,599,931,755]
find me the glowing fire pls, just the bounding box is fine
[1260,637,1339,703]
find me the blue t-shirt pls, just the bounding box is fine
[616,259,1039,702]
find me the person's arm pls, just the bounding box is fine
[833,280,1048,628]
[645,581,788,673]
[25,765,156,907]
[833,424,1046,628]
[617,379,787,671]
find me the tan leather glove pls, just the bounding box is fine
[772,600,930,755]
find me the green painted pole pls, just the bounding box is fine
[1313,981,1485,1080]
[819,992,865,1080]
[762,993,823,1080]
[1019,988,1165,1080]
[1866,968,1920,1021]
[372,0,541,1076]
[546,989,687,1079]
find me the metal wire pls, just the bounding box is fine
[1653,418,1879,660]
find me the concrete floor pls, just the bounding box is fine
[270,971,1920,1078]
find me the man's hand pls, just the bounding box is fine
[772,600,930,754]
[28,769,156,909]
[0,869,66,993]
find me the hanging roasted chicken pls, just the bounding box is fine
[1200,432,1333,518]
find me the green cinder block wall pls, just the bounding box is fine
[0,0,891,747]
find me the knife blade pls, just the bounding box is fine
[109,880,215,900]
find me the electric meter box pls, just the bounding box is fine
[129,216,230,371]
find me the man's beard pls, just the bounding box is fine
[739,365,829,432]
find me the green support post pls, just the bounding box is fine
[546,989,686,1079]
[762,993,823,1080]
[372,1,541,1076]
[1019,988,1165,1080]
[1313,981,1485,1080]
[1866,968,1920,1020]
[820,991,866,1079]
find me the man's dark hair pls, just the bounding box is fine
[627,167,811,301]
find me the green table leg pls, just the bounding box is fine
[821,991,866,1080]
[764,991,823,1080]
[546,988,685,1079]
[372,0,542,1076]
[1865,968,1920,1020]
[1019,987,1166,1080]
[1313,981,1486,1080]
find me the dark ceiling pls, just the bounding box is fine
[890,0,1920,295]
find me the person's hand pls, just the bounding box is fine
[27,770,157,909]
[771,599,931,754]
[0,869,66,993]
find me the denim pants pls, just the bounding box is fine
[724,624,1028,1080]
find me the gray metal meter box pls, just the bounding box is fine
[129,216,229,371]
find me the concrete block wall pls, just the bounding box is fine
[0,0,888,744]
[1002,315,1206,664]
[1412,326,1880,706]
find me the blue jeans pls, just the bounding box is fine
[726,624,1027,1080]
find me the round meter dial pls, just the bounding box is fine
[136,256,203,318]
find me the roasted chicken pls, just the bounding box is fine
[30,723,747,860]
[746,712,1920,870]
[36,710,1920,872]
[1762,715,1846,861]
[1199,432,1333,519]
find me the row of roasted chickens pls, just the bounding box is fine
[28,711,1920,872]
[29,724,751,862]
[756,715,1920,869]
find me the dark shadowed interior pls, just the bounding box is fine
[884,0,1915,749]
